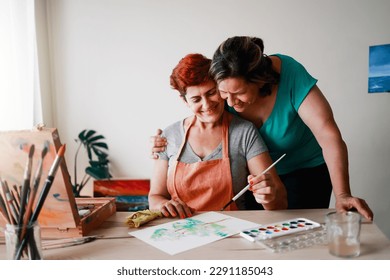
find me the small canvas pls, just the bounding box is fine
[129,211,259,255]
[94,179,150,211]
[368,43,390,94]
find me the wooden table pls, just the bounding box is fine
[1,209,389,260]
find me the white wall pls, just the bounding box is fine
[43,0,390,238]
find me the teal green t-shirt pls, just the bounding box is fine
[228,54,325,174]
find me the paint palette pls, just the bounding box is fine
[259,226,327,253]
[240,218,321,241]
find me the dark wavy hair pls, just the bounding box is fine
[170,53,213,99]
[210,36,279,96]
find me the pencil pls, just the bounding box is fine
[220,153,287,211]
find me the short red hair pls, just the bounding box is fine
[170,53,212,96]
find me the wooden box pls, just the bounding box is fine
[0,127,116,238]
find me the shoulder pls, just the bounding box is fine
[161,120,183,138]
[271,54,305,70]
[229,114,258,132]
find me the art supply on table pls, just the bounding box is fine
[240,217,326,253]
[41,235,97,250]
[22,141,49,235]
[125,209,163,228]
[325,211,361,258]
[240,218,321,241]
[259,226,327,253]
[0,128,116,240]
[78,209,91,218]
[17,144,35,229]
[14,144,66,260]
[220,153,286,211]
[130,211,260,255]
[0,189,10,224]
[4,222,43,260]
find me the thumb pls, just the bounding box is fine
[156,128,163,136]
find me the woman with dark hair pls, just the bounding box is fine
[149,53,287,219]
[207,36,373,220]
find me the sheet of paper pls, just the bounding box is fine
[129,211,260,255]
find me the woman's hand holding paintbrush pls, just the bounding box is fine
[220,154,286,211]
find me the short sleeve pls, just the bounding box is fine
[282,56,318,111]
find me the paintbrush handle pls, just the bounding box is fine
[29,176,54,223]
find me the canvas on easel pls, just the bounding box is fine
[0,127,116,238]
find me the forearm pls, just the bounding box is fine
[321,137,352,199]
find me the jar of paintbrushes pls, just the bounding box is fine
[0,142,66,260]
[4,222,42,260]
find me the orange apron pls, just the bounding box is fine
[167,112,236,211]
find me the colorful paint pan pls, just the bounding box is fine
[240,218,321,242]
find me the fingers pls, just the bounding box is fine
[160,199,193,219]
[350,199,374,221]
[149,128,167,159]
[336,196,374,221]
[248,173,275,204]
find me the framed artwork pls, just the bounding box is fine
[368,43,390,94]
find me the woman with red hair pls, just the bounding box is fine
[148,54,287,218]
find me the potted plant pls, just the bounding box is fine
[72,129,112,197]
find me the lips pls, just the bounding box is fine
[202,104,219,114]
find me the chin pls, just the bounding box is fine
[233,105,246,112]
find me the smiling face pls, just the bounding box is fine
[217,77,260,112]
[185,80,224,124]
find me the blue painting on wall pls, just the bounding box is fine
[368,44,390,94]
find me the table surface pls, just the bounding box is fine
[1,209,389,260]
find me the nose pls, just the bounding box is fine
[201,96,212,109]
[225,93,236,107]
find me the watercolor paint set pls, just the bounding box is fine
[240,218,321,241]
[240,218,326,253]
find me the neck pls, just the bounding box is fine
[193,116,223,131]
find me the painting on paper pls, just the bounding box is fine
[129,212,259,255]
[368,44,390,94]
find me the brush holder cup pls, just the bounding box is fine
[4,222,43,260]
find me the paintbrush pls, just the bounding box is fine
[29,144,66,224]
[18,144,35,227]
[20,141,50,241]
[14,144,66,259]
[220,153,287,211]
[41,236,97,250]
[1,179,17,224]
[12,185,21,209]
[0,187,10,224]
